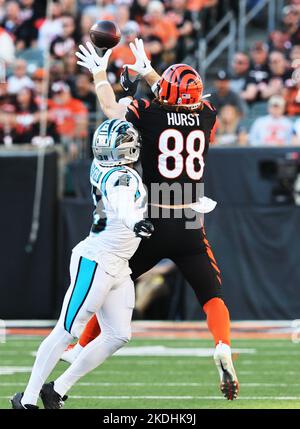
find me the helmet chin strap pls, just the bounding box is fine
[160,93,211,110]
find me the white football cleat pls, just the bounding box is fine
[214,341,239,400]
[60,343,83,364]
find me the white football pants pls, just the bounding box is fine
[22,252,134,405]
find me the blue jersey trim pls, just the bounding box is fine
[101,166,125,197]
[64,257,97,334]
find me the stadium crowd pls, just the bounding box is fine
[0,0,299,153]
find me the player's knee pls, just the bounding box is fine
[51,322,74,346]
[69,319,87,339]
[103,326,131,348]
[117,329,132,344]
[112,329,131,346]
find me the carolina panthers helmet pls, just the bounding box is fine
[92,119,140,166]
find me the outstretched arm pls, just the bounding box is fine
[123,38,161,93]
[76,42,127,119]
[75,39,161,118]
[93,69,127,119]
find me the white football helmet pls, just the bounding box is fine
[92,119,140,166]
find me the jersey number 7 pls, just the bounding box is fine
[158,129,205,180]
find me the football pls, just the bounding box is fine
[89,20,121,49]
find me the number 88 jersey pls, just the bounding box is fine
[125,98,217,205]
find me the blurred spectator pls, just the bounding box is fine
[19,0,36,21]
[14,0,38,50]
[48,81,88,157]
[282,4,300,46]
[50,14,76,60]
[229,52,250,93]
[49,60,65,85]
[249,96,294,146]
[10,87,39,144]
[110,21,141,75]
[284,70,300,116]
[1,1,39,51]
[0,81,12,109]
[167,0,194,62]
[258,50,293,99]
[80,12,96,45]
[37,0,63,51]
[115,3,130,33]
[0,81,14,144]
[32,68,46,107]
[61,0,78,16]
[0,26,15,63]
[1,1,21,37]
[214,104,247,146]
[0,0,5,22]
[142,1,178,51]
[211,70,247,116]
[268,28,291,54]
[7,59,34,95]
[74,73,97,113]
[290,43,300,63]
[242,41,270,103]
[130,0,150,24]
[63,51,80,92]
[109,20,152,88]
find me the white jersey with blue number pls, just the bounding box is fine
[72,159,147,277]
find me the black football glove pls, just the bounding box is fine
[134,219,154,239]
[120,66,141,97]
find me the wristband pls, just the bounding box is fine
[118,97,133,106]
[95,80,110,91]
[151,80,160,96]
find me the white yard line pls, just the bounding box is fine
[1,395,300,401]
[1,382,300,387]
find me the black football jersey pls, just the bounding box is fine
[125,99,217,205]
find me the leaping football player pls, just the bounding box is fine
[11,119,154,409]
[69,39,239,401]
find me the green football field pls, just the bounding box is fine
[1,336,300,409]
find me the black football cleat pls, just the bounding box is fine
[40,382,68,409]
[11,392,39,409]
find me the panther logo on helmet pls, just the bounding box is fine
[92,119,140,166]
[158,64,203,109]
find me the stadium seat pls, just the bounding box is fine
[16,48,44,70]
[250,101,268,118]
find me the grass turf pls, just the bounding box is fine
[0,337,300,409]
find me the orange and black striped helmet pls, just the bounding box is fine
[158,64,203,108]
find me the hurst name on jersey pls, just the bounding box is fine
[166,112,201,127]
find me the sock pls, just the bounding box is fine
[78,314,101,347]
[21,325,73,406]
[203,297,231,346]
[54,332,126,398]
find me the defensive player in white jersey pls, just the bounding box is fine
[11,119,154,409]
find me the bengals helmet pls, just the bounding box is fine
[158,64,203,109]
